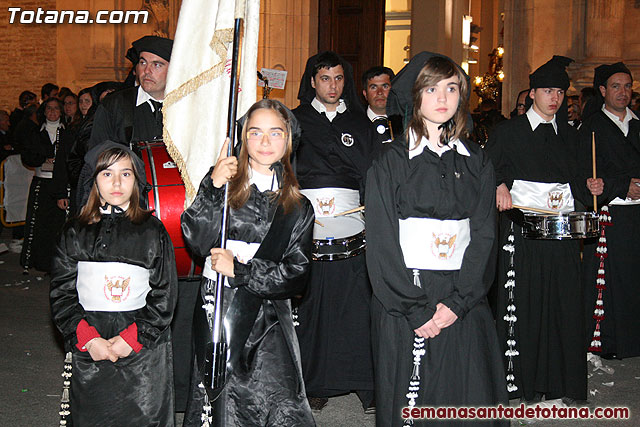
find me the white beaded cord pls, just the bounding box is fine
[503,224,519,393]
[403,269,427,426]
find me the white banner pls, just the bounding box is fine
[163,0,260,204]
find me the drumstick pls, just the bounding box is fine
[315,219,324,227]
[512,204,559,215]
[334,206,365,217]
[592,132,598,212]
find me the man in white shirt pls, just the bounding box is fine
[580,62,640,360]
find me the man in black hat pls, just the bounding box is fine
[88,35,173,149]
[486,56,600,404]
[579,62,640,359]
[293,51,376,413]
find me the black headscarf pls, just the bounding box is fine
[235,100,302,187]
[582,62,633,121]
[80,140,149,208]
[297,51,364,114]
[385,51,472,133]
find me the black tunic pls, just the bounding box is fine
[20,125,68,272]
[88,86,163,149]
[366,136,508,426]
[486,115,588,401]
[578,110,640,358]
[292,103,376,400]
[181,171,316,426]
[50,212,178,426]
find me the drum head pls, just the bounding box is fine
[313,215,365,240]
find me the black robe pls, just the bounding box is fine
[578,110,640,358]
[292,103,376,401]
[366,136,508,426]
[181,171,315,426]
[88,86,163,150]
[50,212,178,426]
[20,125,68,272]
[486,115,588,401]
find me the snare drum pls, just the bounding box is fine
[139,141,202,278]
[521,211,599,240]
[312,214,366,261]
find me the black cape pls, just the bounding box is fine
[366,136,507,426]
[181,171,316,426]
[486,115,588,401]
[50,212,178,426]
[88,86,163,150]
[578,110,640,358]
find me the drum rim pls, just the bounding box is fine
[312,230,366,261]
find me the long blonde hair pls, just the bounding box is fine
[228,99,303,213]
[409,56,470,148]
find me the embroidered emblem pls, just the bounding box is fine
[341,133,354,147]
[376,124,386,135]
[431,233,457,260]
[104,275,131,303]
[547,191,564,210]
[316,197,336,216]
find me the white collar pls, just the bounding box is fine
[40,119,63,131]
[99,203,129,214]
[135,86,163,111]
[526,107,558,134]
[407,130,470,159]
[367,106,386,122]
[601,104,638,127]
[249,167,278,193]
[311,97,347,121]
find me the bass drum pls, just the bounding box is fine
[139,141,202,279]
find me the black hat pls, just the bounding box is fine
[594,62,632,89]
[131,35,173,63]
[297,51,364,114]
[386,51,472,132]
[529,55,573,90]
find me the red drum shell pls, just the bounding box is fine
[140,141,202,278]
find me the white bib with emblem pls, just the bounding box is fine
[77,261,151,312]
[203,239,261,282]
[511,180,574,213]
[398,217,471,270]
[300,187,360,218]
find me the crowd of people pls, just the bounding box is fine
[1,33,639,427]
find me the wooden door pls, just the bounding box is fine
[318,0,385,96]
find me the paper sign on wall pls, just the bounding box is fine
[258,68,287,90]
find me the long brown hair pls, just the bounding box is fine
[408,56,469,148]
[77,147,151,225]
[228,99,303,213]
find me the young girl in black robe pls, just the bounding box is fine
[50,143,178,426]
[181,99,315,426]
[365,55,508,426]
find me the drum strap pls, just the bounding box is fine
[224,201,301,374]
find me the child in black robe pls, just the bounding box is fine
[366,55,508,426]
[181,99,315,426]
[50,143,178,426]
